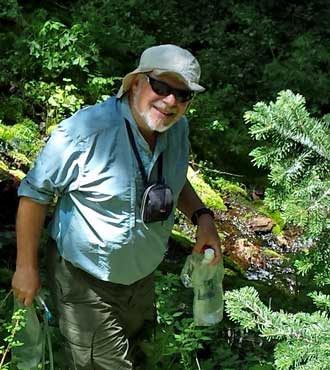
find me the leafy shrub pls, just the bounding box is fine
[24,79,84,130]
[0,0,20,20]
[0,118,43,168]
[29,20,98,78]
[0,96,25,125]
[0,291,26,370]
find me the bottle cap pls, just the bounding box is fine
[203,248,215,262]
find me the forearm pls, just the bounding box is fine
[13,197,48,305]
[177,179,205,220]
[16,196,48,269]
[177,179,221,263]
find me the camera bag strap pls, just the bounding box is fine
[125,119,163,186]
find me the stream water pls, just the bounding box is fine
[245,233,296,293]
[214,197,304,294]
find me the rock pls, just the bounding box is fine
[247,216,275,233]
[225,238,265,270]
[275,235,289,247]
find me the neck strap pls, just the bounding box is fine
[125,119,163,187]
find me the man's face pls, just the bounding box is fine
[130,73,192,133]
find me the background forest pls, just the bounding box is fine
[1,0,330,369]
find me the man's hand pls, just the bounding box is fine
[177,179,222,264]
[12,266,41,306]
[193,214,222,265]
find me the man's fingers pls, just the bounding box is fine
[23,297,33,306]
[13,287,37,306]
[211,253,221,265]
[13,291,30,306]
[12,268,41,306]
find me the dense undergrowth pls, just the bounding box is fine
[0,176,319,369]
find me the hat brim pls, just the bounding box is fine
[116,68,205,98]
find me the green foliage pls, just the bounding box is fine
[0,119,40,153]
[0,0,20,20]
[137,271,209,369]
[24,79,84,130]
[1,2,330,367]
[263,32,330,115]
[0,118,43,168]
[0,96,25,124]
[294,238,330,287]
[139,271,274,370]
[1,0,330,182]
[84,75,119,104]
[226,90,330,370]
[0,291,26,370]
[29,20,98,78]
[71,0,156,77]
[225,286,330,370]
[308,291,330,313]
[245,90,330,283]
[0,309,26,370]
[187,167,227,211]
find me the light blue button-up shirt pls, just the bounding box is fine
[18,96,189,284]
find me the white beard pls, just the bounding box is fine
[132,84,178,133]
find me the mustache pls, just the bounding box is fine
[153,104,177,115]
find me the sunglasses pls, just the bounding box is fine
[146,75,195,103]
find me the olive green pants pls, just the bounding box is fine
[47,241,155,370]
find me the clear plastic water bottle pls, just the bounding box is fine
[181,247,224,326]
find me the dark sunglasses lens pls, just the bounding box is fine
[177,90,194,102]
[150,78,170,96]
[149,77,193,102]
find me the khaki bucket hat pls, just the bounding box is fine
[117,44,205,98]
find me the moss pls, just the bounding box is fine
[262,248,287,260]
[224,267,239,277]
[187,167,227,211]
[262,208,284,227]
[213,177,248,198]
[223,255,245,277]
[271,224,282,236]
[170,229,194,249]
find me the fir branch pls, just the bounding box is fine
[233,90,330,370]
[245,90,330,160]
[308,291,330,312]
[225,287,330,369]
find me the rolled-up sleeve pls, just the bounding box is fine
[18,122,86,204]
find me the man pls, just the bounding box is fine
[12,44,221,369]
